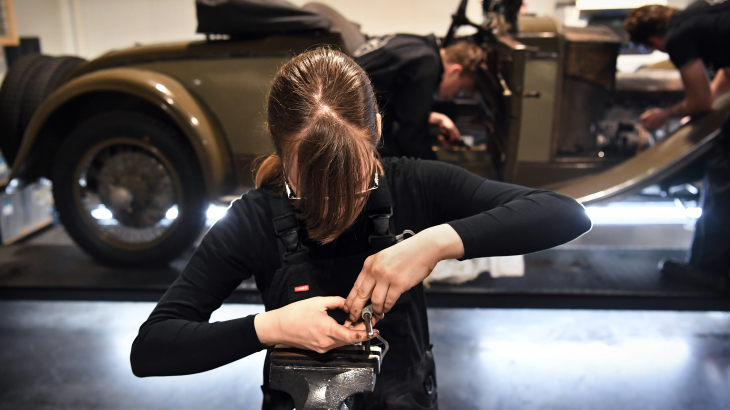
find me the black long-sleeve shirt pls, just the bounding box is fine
[665,0,730,71]
[131,158,592,377]
[354,34,442,160]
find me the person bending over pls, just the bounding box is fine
[130,48,591,409]
[625,1,730,290]
[354,36,483,159]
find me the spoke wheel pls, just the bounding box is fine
[75,138,181,248]
[53,111,207,266]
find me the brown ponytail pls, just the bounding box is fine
[255,154,283,188]
[256,48,383,244]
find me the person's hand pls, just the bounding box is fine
[344,225,464,320]
[640,108,669,129]
[438,115,461,142]
[254,296,378,353]
[430,112,461,147]
[431,112,461,142]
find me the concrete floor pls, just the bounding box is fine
[1,203,727,409]
[1,300,729,410]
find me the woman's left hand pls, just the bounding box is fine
[344,224,464,321]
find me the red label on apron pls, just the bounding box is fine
[294,285,309,293]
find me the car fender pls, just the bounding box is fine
[7,67,235,201]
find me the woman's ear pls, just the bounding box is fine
[376,113,383,140]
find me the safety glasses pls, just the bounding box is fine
[284,171,379,200]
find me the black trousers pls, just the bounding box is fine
[688,114,730,275]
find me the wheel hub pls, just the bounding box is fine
[96,151,175,228]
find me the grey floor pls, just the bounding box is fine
[2,213,728,409]
[1,300,730,410]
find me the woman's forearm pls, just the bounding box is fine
[447,189,592,260]
[130,275,264,377]
[131,315,261,377]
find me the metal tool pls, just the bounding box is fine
[361,304,374,338]
[361,304,389,360]
[269,344,383,410]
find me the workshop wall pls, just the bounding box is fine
[12,0,697,60]
[14,0,562,60]
[15,0,201,58]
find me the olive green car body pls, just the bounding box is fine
[4,17,729,208]
[4,32,346,202]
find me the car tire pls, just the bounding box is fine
[52,111,208,267]
[20,56,86,136]
[0,54,52,165]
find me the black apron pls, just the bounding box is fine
[260,175,438,410]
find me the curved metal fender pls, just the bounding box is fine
[7,67,235,200]
[556,92,730,205]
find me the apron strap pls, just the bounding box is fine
[268,171,398,266]
[269,193,309,268]
[367,173,396,252]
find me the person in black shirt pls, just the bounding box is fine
[130,48,591,409]
[625,1,730,290]
[354,35,483,160]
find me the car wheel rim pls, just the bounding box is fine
[72,137,185,250]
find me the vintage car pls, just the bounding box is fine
[0,0,728,266]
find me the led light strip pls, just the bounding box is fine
[585,201,701,225]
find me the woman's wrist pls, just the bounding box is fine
[254,310,281,347]
[418,224,465,263]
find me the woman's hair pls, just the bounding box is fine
[624,5,678,46]
[256,48,383,244]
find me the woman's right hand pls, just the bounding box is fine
[254,296,379,353]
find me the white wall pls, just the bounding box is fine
[288,0,487,37]
[15,0,694,60]
[522,0,559,16]
[13,0,563,59]
[15,0,200,58]
[287,1,564,35]
[668,0,695,7]
[14,0,67,55]
[77,0,200,57]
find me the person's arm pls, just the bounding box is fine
[641,59,714,129]
[667,59,714,116]
[711,68,730,100]
[130,197,268,376]
[131,196,378,376]
[130,274,262,377]
[345,160,592,318]
[132,278,376,376]
[343,223,463,318]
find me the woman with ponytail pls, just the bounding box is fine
[130,48,592,409]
